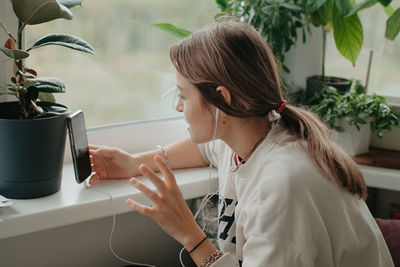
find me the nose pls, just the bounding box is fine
[175,98,183,113]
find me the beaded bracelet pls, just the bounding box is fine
[156,145,168,165]
[201,250,223,267]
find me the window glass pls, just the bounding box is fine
[325,2,400,101]
[25,0,219,127]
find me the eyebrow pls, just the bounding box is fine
[176,85,184,90]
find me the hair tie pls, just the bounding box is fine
[276,100,287,114]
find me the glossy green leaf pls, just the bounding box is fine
[333,9,363,64]
[27,77,66,93]
[346,0,377,17]
[38,92,56,102]
[27,34,95,55]
[58,0,83,9]
[216,0,227,9]
[310,1,333,26]
[335,0,355,16]
[23,79,39,88]
[0,47,29,60]
[281,3,302,12]
[152,23,192,39]
[378,0,392,6]
[385,8,400,40]
[12,0,73,25]
[305,0,328,14]
[383,4,395,16]
[34,104,69,118]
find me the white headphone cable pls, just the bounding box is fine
[86,183,155,267]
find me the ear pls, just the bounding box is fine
[216,86,231,105]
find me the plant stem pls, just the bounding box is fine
[17,20,23,71]
[17,20,22,49]
[321,28,326,79]
[364,50,373,94]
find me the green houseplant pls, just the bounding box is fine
[215,0,307,72]
[302,0,400,100]
[154,0,308,73]
[309,81,399,155]
[0,0,95,199]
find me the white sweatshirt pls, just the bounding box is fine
[197,123,394,267]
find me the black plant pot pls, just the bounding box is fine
[0,101,69,199]
[306,75,352,101]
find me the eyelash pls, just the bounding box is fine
[177,94,185,100]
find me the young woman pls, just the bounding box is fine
[89,21,394,267]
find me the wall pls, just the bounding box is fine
[283,26,322,93]
[0,209,183,267]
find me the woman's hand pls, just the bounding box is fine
[89,145,137,184]
[126,155,205,248]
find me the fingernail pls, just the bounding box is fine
[130,178,137,185]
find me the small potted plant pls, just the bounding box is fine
[0,0,95,199]
[308,81,399,156]
[302,0,400,100]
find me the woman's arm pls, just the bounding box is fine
[134,138,208,175]
[89,138,208,184]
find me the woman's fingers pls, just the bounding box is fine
[130,178,160,203]
[138,163,167,194]
[153,155,177,187]
[126,199,153,217]
[88,145,99,150]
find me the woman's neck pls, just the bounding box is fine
[221,117,271,160]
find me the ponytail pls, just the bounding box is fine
[281,105,367,199]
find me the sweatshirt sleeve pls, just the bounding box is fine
[197,140,221,167]
[240,235,314,267]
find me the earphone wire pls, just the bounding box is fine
[86,182,155,267]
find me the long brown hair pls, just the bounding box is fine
[170,21,367,199]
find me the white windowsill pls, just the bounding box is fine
[0,164,218,240]
[1,162,399,240]
[1,118,399,240]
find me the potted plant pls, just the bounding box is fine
[302,0,400,101]
[308,81,399,156]
[0,0,95,199]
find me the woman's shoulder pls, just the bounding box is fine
[253,135,329,193]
